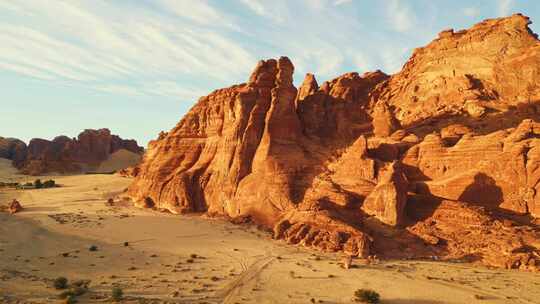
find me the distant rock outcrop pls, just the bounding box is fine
[127,15,540,271]
[0,137,27,167]
[2,129,143,175]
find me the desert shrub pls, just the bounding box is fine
[143,197,155,208]
[61,295,77,304]
[54,277,68,289]
[354,289,380,303]
[34,179,42,189]
[58,290,73,299]
[111,287,123,301]
[70,286,87,296]
[71,279,90,288]
[43,179,56,188]
[106,198,115,206]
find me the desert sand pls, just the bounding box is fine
[93,149,142,174]
[0,159,539,304]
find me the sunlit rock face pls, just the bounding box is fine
[127,15,540,271]
[14,129,143,175]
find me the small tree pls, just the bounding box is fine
[62,295,77,304]
[43,179,56,188]
[53,277,68,289]
[354,289,380,303]
[111,287,123,301]
[34,179,43,189]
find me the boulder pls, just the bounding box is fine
[8,199,22,214]
[361,162,408,226]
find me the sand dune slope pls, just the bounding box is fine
[93,149,142,173]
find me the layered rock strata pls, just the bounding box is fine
[127,14,540,270]
[1,129,143,175]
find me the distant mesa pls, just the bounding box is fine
[0,129,143,175]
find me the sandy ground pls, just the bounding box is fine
[94,149,141,173]
[0,160,540,303]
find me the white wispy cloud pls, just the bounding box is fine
[463,7,480,17]
[98,85,143,97]
[334,0,353,6]
[239,0,286,23]
[144,81,207,100]
[386,0,416,33]
[497,0,514,17]
[0,0,448,101]
[98,82,206,101]
[156,0,239,30]
[0,0,255,99]
[352,52,376,73]
[381,47,411,73]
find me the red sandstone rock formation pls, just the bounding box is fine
[14,129,143,175]
[127,14,540,270]
[8,199,22,214]
[0,137,27,167]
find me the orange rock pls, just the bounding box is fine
[127,15,540,270]
[16,129,143,175]
[8,199,22,214]
[361,162,408,226]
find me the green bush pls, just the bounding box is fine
[43,179,56,188]
[58,290,73,299]
[34,179,43,189]
[70,286,87,296]
[61,295,77,304]
[112,287,123,301]
[354,289,380,303]
[53,277,68,289]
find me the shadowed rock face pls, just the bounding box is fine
[13,129,143,175]
[128,14,540,271]
[0,137,27,166]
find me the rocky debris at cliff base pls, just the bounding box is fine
[8,199,23,214]
[117,166,140,178]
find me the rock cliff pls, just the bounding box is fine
[4,129,144,175]
[0,137,27,167]
[127,14,540,270]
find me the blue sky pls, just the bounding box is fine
[1,0,539,146]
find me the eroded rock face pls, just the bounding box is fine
[16,129,143,175]
[128,15,540,270]
[0,137,27,166]
[362,162,408,226]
